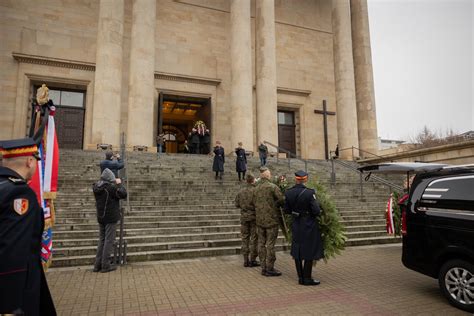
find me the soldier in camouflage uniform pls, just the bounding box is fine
[234,174,260,267]
[254,167,285,276]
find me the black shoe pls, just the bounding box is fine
[100,265,117,273]
[298,278,303,285]
[265,269,282,277]
[249,260,260,267]
[302,278,320,286]
[261,269,267,276]
[93,266,101,273]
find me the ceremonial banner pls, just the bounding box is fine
[385,194,395,235]
[29,86,59,269]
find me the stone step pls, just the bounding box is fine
[53,237,288,257]
[345,236,401,246]
[53,225,241,239]
[54,219,241,231]
[51,245,292,268]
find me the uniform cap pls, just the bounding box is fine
[0,138,39,159]
[295,170,308,180]
[259,166,269,173]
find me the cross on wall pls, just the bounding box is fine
[314,100,335,160]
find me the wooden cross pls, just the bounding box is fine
[314,100,336,160]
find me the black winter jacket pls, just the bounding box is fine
[93,181,127,224]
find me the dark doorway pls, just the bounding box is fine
[278,110,296,155]
[157,93,211,153]
[33,86,85,149]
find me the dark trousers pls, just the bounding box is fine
[295,259,314,281]
[238,171,246,181]
[259,156,267,166]
[94,222,117,269]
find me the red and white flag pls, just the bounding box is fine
[29,108,59,268]
[385,194,395,235]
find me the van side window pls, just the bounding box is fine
[423,175,474,202]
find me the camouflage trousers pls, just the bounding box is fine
[257,225,279,271]
[241,220,258,260]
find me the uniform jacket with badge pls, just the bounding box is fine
[212,146,225,172]
[0,167,56,315]
[235,148,247,172]
[93,180,127,224]
[284,183,324,260]
[253,178,285,228]
[235,183,256,222]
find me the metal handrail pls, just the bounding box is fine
[332,146,386,160]
[263,141,309,172]
[263,140,404,195]
[332,157,404,192]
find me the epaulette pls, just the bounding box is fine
[8,177,26,184]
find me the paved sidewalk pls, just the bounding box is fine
[47,245,468,315]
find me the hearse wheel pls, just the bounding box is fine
[439,260,474,313]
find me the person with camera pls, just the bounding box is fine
[93,168,127,273]
[284,170,324,286]
[100,151,124,178]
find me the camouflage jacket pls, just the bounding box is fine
[235,183,256,222]
[253,178,285,228]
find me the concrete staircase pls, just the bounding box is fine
[52,150,402,267]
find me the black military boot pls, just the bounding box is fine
[295,259,304,285]
[264,268,282,277]
[243,255,249,267]
[249,258,260,267]
[302,260,320,286]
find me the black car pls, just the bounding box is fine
[359,163,474,312]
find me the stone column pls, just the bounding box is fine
[256,0,278,148]
[351,0,379,156]
[127,0,156,148]
[91,0,124,148]
[230,0,254,151]
[332,0,359,159]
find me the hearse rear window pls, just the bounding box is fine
[422,175,474,202]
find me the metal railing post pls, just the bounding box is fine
[288,155,291,170]
[331,158,336,185]
[359,171,364,199]
[304,160,308,173]
[351,146,355,161]
[117,132,129,265]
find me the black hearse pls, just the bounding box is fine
[359,163,474,312]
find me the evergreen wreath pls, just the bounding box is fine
[278,178,347,263]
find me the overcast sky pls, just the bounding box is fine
[367,0,473,141]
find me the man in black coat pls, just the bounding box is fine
[212,141,225,180]
[93,168,127,273]
[0,138,56,315]
[284,170,324,286]
[100,151,124,178]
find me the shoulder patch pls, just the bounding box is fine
[8,177,25,184]
[13,198,29,215]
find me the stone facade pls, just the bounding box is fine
[0,0,379,159]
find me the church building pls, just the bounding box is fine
[0,0,378,159]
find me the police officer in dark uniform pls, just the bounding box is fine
[284,170,324,286]
[0,138,56,315]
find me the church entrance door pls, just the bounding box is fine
[278,110,296,155]
[157,93,211,153]
[32,86,86,149]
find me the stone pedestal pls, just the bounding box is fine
[256,0,278,149]
[91,0,124,148]
[351,0,379,157]
[230,0,254,151]
[332,0,359,159]
[126,0,156,147]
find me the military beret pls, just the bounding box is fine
[0,137,39,159]
[295,170,308,180]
